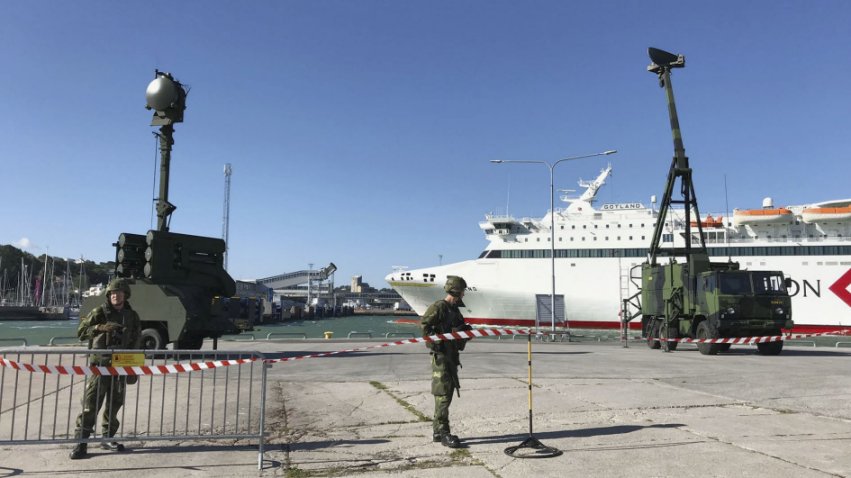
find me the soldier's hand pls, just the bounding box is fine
[97,322,123,333]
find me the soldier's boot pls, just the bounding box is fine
[440,434,461,448]
[70,431,89,459]
[101,441,125,451]
[101,431,125,451]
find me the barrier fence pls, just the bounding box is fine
[0,349,267,469]
[2,326,849,471]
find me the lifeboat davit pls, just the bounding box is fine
[801,205,851,223]
[732,208,794,226]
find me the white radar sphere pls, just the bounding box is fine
[146,76,179,111]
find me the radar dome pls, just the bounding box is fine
[146,76,179,111]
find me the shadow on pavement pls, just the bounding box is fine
[464,423,685,446]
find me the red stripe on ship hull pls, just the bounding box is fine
[464,317,851,334]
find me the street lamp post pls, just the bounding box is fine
[491,150,617,334]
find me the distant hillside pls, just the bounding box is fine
[0,244,114,300]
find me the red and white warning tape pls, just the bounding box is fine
[652,329,851,344]
[0,357,256,377]
[264,327,529,364]
[0,327,529,376]
[3,327,849,375]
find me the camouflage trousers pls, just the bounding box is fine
[431,353,458,436]
[75,375,126,437]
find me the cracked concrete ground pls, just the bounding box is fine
[2,339,851,477]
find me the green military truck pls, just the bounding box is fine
[640,257,793,355]
[635,48,793,355]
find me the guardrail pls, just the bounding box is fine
[265,332,307,340]
[347,332,373,339]
[0,348,268,469]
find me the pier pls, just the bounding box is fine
[3,338,850,476]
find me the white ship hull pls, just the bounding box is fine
[387,167,851,333]
[388,255,851,333]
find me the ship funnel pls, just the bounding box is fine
[762,197,774,209]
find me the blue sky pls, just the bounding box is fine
[2,1,849,287]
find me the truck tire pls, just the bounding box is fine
[660,321,678,352]
[696,321,720,355]
[646,320,661,349]
[141,328,165,350]
[756,340,783,355]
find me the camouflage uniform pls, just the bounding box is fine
[73,281,142,442]
[421,276,470,445]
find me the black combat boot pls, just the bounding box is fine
[101,440,125,451]
[440,433,461,448]
[70,431,90,459]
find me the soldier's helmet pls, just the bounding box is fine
[106,278,131,299]
[444,275,467,297]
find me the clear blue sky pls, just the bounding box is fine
[2,1,849,287]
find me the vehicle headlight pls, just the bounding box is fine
[775,307,784,316]
[727,307,736,315]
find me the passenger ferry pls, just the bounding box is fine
[386,166,851,333]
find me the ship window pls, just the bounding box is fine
[629,224,633,228]
[583,225,587,229]
[617,236,621,240]
[629,236,633,240]
[617,224,621,228]
[605,236,609,240]
[560,225,564,230]
[570,237,574,241]
[537,238,540,242]
[524,238,528,242]
[582,237,586,241]
[572,225,575,230]
[593,237,597,241]
[641,223,645,227]
[594,225,598,229]
[559,237,562,241]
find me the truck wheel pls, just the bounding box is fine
[646,320,661,349]
[718,343,732,352]
[660,321,678,352]
[141,328,165,350]
[756,341,783,355]
[696,322,720,356]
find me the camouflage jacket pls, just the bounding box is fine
[421,299,469,357]
[78,301,143,364]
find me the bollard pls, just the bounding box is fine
[323,331,333,339]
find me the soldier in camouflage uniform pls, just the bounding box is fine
[70,278,142,460]
[421,275,472,448]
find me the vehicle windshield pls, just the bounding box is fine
[718,272,752,295]
[752,271,788,295]
[718,271,787,295]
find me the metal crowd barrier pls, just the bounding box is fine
[0,348,268,469]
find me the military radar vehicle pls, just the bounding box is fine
[81,71,243,350]
[635,48,793,355]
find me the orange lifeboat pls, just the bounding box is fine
[732,208,794,226]
[801,205,851,223]
[690,214,724,228]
